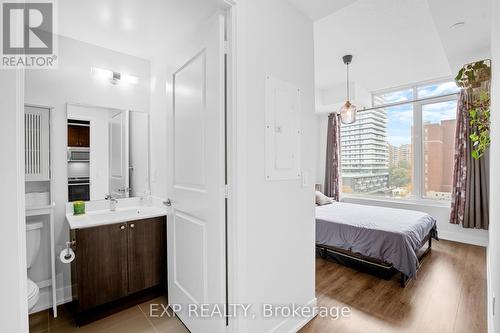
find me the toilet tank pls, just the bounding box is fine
[26,221,43,269]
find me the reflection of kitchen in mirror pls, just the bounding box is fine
[67,104,150,202]
[67,118,90,201]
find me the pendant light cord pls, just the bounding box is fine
[346,62,350,101]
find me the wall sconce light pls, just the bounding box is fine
[121,73,139,85]
[91,67,139,85]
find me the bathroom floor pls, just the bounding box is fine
[29,296,189,333]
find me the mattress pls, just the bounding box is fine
[316,202,437,278]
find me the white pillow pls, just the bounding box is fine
[315,191,334,206]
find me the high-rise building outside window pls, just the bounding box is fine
[340,79,459,201]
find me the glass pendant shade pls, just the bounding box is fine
[340,101,357,124]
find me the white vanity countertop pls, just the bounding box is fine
[66,197,167,229]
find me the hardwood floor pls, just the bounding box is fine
[300,240,487,333]
[30,240,486,333]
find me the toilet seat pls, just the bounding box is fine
[27,278,40,311]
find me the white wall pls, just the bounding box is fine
[25,35,150,309]
[149,60,173,199]
[233,1,317,332]
[0,71,29,332]
[488,1,500,331]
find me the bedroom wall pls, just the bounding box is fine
[488,0,500,331]
[25,35,151,311]
[232,0,317,332]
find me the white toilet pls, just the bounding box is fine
[26,221,43,312]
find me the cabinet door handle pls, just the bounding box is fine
[130,223,135,229]
[120,225,126,230]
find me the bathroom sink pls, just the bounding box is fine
[88,208,149,223]
[66,206,167,229]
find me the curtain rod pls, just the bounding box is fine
[356,92,460,113]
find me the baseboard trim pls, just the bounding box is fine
[268,298,317,333]
[439,230,488,247]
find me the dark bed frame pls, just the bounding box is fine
[316,230,434,288]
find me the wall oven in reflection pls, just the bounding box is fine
[68,177,90,201]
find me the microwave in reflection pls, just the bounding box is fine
[67,147,90,162]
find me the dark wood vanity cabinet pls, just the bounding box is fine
[70,216,166,321]
[127,218,166,294]
[72,222,129,311]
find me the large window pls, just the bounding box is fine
[340,79,460,201]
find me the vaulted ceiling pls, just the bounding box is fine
[291,0,492,101]
[286,0,357,21]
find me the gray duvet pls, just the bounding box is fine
[316,202,437,278]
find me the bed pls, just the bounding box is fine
[315,201,438,287]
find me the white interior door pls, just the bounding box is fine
[167,13,226,333]
[109,111,129,198]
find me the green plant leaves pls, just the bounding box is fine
[468,91,491,160]
[455,68,465,82]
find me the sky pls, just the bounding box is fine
[381,81,459,147]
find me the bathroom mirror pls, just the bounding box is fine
[66,104,150,202]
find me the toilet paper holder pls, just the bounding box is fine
[65,240,76,258]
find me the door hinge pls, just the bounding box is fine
[224,184,230,198]
[223,40,229,54]
[493,295,496,316]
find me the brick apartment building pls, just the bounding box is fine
[423,119,456,199]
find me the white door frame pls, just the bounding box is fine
[4,69,29,332]
[221,1,244,332]
[212,1,241,332]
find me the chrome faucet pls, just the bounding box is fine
[105,194,118,212]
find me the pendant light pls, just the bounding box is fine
[339,55,357,124]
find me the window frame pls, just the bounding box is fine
[341,78,459,203]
